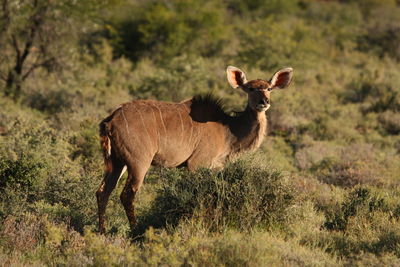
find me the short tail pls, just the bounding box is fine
[99,119,113,173]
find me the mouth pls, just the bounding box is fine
[256,104,270,112]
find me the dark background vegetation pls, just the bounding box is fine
[1,0,400,265]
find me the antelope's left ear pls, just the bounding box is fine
[269,67,293,90]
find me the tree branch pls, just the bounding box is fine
[20,21,38,67]
[17,2,48,73]
[11,34,21,61]
[22,57,55,80]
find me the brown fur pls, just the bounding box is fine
[96,66,293,233]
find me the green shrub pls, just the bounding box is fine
[324,188,388,231]
[0,213,46,255]
[0,102,100,232]
[0,156,45,191]
[82,224,340,266]
[25,89,76,114]
[104,0,228,63]
[297,143,398,188]
[236,17,326,70]
[359,24,400,62]
[35,173,99,233]
[70,120,100,163]
[137,157,296,234]
[129,56,221,101]
[316,187,400,258]
[322,212,400,258]
[343,78,400,113]
[226,0,299,17]
[357,3,400,61]
[303,1,362,50]
[378,111,400,135]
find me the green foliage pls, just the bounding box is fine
[70,120,100,163]
[344,79,400,113]
[324,188,388,231]
[0,156,44,191]
[104,0,228,63]
[237,17,325,70]
[356,2,400,60]
[26,89,77,114]
[378,111,400,135]
[319,188,400,258]
[137,158,295,234]
[129,56,220,101]
[0,0,113,99]
[226,0,299,16]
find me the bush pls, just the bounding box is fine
[318,187,400,258]
[0,213,46,255]
[324,187,388,231]
[25,89,76,114]
[236,17,326,70]
[226,0,299,16]
[129,56,221,102]
[378,111,400,135]
[357,3,400,61]
[70,120,100,163]
[104,0,228,63]
[0,156,45,191]
[297,143,398,188]
[137,157,296,233]
[343,77,400,113]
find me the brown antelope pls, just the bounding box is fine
[96,66,293,233]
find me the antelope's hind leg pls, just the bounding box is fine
[120,160,152,232]
[96,160,126,234]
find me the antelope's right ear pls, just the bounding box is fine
[227,66,247,89]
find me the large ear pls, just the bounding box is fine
[227,66,247,89]
[269,67,293,90]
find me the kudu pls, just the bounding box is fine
[96,66,293,233]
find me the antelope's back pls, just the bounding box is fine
[105,100,194,166]
[105,99,231,168]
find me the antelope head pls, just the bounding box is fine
[227,66,293,112]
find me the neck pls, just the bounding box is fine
[227,105,267,157]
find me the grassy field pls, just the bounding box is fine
[1,0,400,265]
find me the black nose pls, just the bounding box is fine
[259,99,269,105]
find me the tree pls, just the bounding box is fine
[0,0,113,100]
